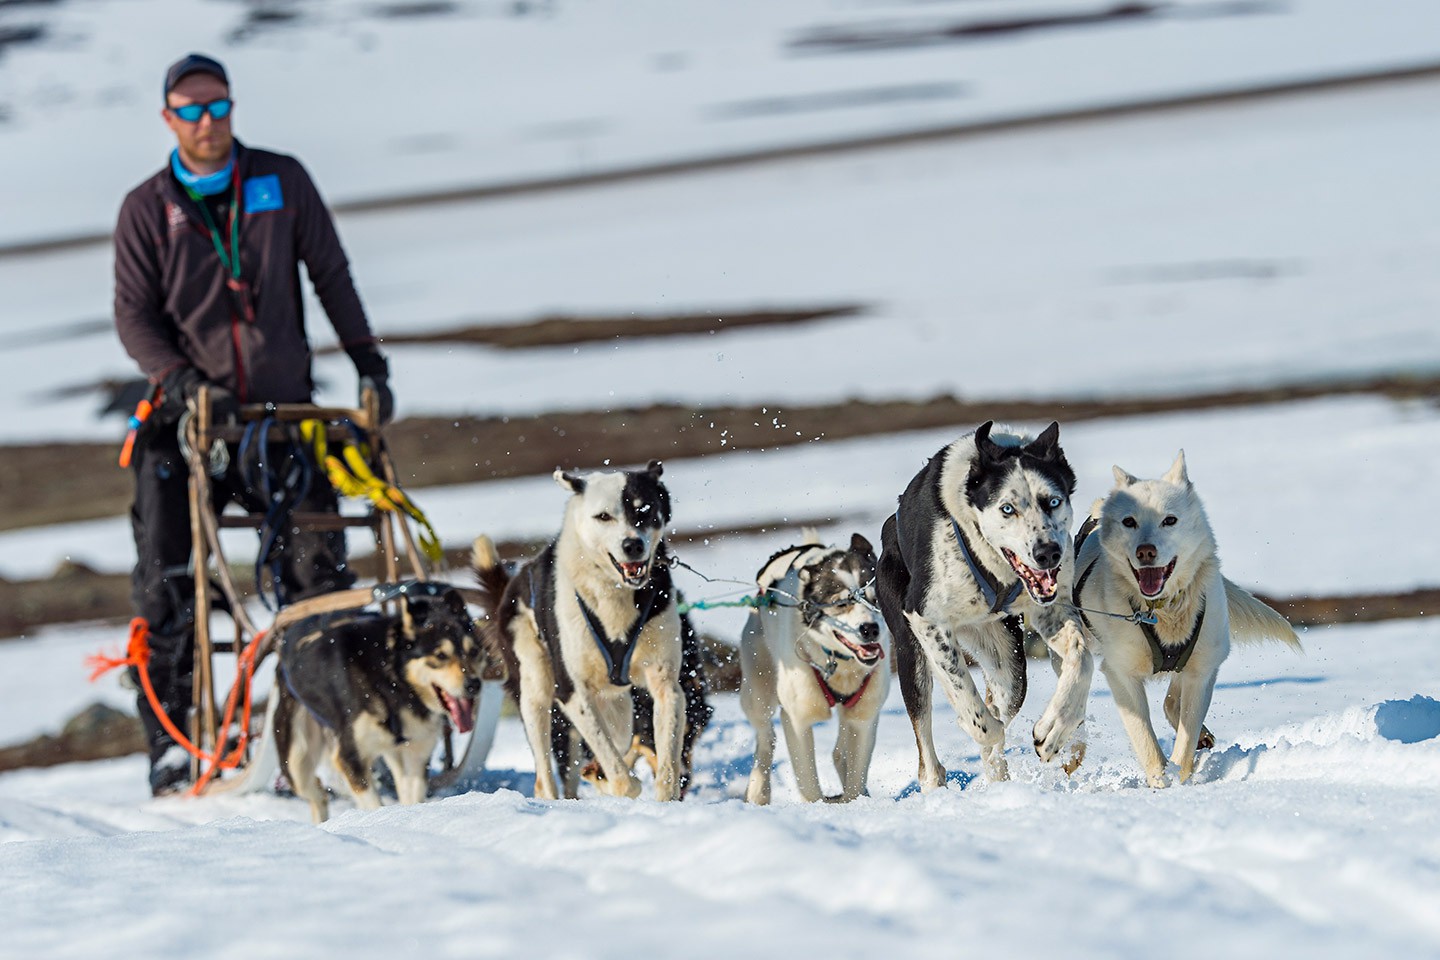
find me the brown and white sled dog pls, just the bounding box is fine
[1074,451,1301,786]
[271,583,500,823]
[740,533,889,804]
[473,461,688,801]
[876,421,1094,789]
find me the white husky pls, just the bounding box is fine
[740,533,889,804]
[1074,451,1301,786]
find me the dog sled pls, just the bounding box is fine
[121,386,501,798]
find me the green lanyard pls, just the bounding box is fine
[185,174,243,282]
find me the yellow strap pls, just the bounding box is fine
[316,431,444,564]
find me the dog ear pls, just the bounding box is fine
[646,459,664,478]
[1024,421,1062,460]
[973,421,1004,461]
[441,588,470,622]
[554,468,586,494]
[850,532,875,560]
[1112,465,1138,488]
[1163,449,1190,487]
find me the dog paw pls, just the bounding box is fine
[1032,716,1062,762]
[1032,702,1085,762]
[1146,771,1171,789]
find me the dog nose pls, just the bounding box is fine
[465,676,482,697]
[859,621,880,642]
[621,537,646,559]
[1135,543,1158,566]
[1033,540,1061,570]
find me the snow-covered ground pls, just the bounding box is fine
[3,621,1438,958]
[3,3,1440,957]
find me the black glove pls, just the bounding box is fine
[359,374,395,425]
[158,366,239,424]
[346,343,394,424]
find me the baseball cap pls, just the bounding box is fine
[163,53,228,101]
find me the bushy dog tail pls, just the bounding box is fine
[800,525,823,546]
[472,535,510,605]
[1224,578,1303,651]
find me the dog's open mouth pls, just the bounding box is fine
[609,555,652,587]
[435,687,477,734]
[1131,557,1177,598]
[1002,549,1060,603]
[834,629,885,666]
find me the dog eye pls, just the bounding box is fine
[594,512,613,522]
[1046,496,1062,510]
[1162,515,1178,526]
[1122,517,1138,528]
[432,651,452,663]
[1000,503,1016,517]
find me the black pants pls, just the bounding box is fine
[129,424,356,766]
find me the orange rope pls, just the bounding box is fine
[191,629,266,795]
[88,618,268,797]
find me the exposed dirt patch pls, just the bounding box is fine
[788,1,1281,55]
[0,703,145,773]
[7,373,1436,533]
[704,83,965,121]
[0,514,851,640]
[321,304,864,351]
[4,506,1436,641]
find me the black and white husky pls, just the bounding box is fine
[473,461,688,801]
[876,421,1093,788]
[1074,452,1301,786]
[272,583,498,823]
[740,532,889,804]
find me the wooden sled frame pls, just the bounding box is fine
[180,386,486,794]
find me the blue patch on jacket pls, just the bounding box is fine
[244,175,284,214]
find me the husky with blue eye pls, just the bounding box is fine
[876,421,1094,789]
[473,460,687,801]
[1074,452,1300,786]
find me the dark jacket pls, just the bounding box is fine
[113,140,376,403]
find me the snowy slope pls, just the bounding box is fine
[3,3,1440,957]
[5,0,1440,247]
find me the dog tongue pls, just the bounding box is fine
[441,690,476,733]
[1034,568,1058,596]
[1135,566,1167,597]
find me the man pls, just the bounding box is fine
[113,53,395,796]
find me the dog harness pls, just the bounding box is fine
[1073,544,1204,674]
[1135,600,1206,674]
[811,666,874,710]
[574,584,664,687]
[949,516,1023,615]
[892,505,1022,615]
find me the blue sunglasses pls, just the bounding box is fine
[169,98,233,123]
